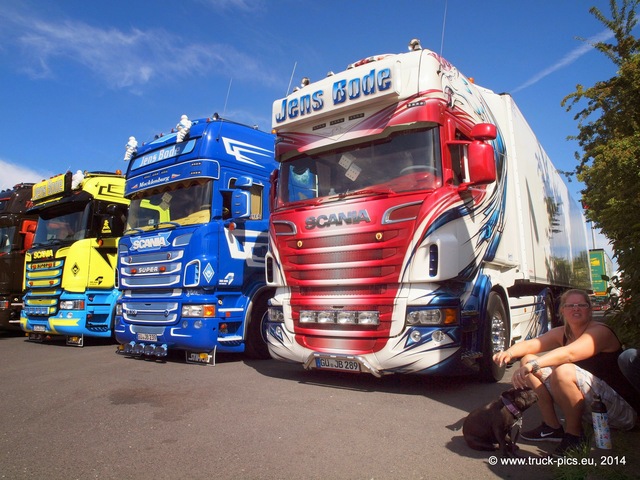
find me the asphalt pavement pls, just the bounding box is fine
[0,332,637,480]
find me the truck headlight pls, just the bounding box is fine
[336,311,357,324]
[357,311,379,325]
[268,307,285,323]
[406,308,457,326]
[181,305,216,318]
[299,310,379,325]
[60,300,85,310]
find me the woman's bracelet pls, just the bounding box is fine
[527,359,541,373]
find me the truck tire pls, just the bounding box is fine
[244,303,271,360]
[544,293,556,331]
[548,293,562,328]
[110,306,118,341]
[480,292,509,382]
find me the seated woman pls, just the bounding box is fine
[493,289,639,457]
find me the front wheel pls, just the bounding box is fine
[245,304,271,360]
[479,292,509,382]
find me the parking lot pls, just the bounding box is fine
[0,332,637,480]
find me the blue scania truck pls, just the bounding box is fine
[115,114,276,363]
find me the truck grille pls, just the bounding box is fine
[278,227,409,285]
[24,259,65,315]
[122,300,179,324]
[120,249,184,288]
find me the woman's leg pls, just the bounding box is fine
[548,363,584,436]
[522,354,562,429]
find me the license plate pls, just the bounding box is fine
[186,351,214,365]
[137,333,157,342]
[33,324,46,332]
[66,335,83,347]
[315,357,361,372]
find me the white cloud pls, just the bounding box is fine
[197,0,266,11]
[2,11,275,91]
[0,160,51,192]
[512,29,614,93]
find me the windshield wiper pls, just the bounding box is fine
[124,227,144,235]
[32,239,63,247]
[154,221,181,230]
[338,187,393,198]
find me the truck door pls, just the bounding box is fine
[220,177,269,289]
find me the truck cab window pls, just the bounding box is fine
[450,131,471,185]
[33,207,87,244]
[277,127,441,206]
[0,226,14,253]
[223,179,264,220]
[127,180,212,230]
[249,184,264,220]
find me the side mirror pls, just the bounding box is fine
[105,204,127,236]
[231,190,251,219]
[269,168,278,212]
[470,123,497,141]
[20,219,37,251]
[467,141,496,185]
[234,176,254,189]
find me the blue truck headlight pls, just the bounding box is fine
[181,304,215,318]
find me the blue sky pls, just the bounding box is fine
[0,0,625,264]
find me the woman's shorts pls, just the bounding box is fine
[539,364,637,430]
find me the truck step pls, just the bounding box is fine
[218,335,243,343]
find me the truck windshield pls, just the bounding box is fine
[277,127,441,207]
[33,208,87,246]
[127,179,213,231]
[0,225,15,254]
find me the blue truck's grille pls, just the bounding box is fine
[122,300,179,324]
[120,249,184,289]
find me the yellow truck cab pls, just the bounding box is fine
[21,170,128,346]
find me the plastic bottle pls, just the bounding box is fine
[591,394,612,449]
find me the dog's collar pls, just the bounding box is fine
[501,394,522,419]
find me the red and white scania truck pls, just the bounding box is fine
[264,40,591,381]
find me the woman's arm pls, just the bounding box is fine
[493,327,564,366]
[523,322,620,371]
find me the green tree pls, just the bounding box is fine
[562,0,640,345]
